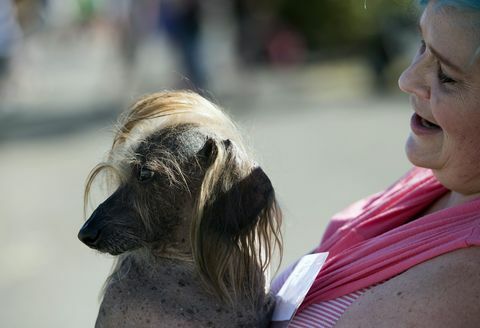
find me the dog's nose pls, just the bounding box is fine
[78,222,100,246]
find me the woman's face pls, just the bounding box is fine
[398,2,480,194]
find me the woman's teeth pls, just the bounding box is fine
[420,117,440,129]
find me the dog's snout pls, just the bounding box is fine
[78,223,100,246]
[78,203,108,247]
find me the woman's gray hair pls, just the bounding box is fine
[420,0,480,10]
[419,0,480,66]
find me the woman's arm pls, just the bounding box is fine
[335,247,480,328]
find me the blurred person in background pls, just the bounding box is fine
[158,0,207,91]
[14,0,46,33]
[266,23,306,67]
[0,0,21,96]
[233,0,274,66]
[233,0,306,68]
[101,0,151,78]
[272,0,480,327]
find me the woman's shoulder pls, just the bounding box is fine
[335,247,480,328]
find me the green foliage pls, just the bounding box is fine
[275,0,419,49]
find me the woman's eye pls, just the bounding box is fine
[438,67,456,84]
[138,166,155,182]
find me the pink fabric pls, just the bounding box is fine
[298,167,480,313]
[290,288,365,327]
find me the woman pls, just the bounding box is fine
[273,1,480,327]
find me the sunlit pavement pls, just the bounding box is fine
[0,27,413,328]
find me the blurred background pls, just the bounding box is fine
[0,0,421,326]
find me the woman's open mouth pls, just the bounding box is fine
[410,113,442,135]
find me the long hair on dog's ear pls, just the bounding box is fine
[191,138,282,308]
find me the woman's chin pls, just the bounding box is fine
[404,135,440,169]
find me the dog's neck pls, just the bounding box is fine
[111,251,195,286]
[165,214,192,259]
[146,211,194,259]
[151,246,193,263]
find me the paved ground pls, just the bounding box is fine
[0,24,413,328]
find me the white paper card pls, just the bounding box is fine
[271,252,329,323]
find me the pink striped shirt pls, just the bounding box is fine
[270,263,379,327]
[289,288,365,328]
[272,167,480,326]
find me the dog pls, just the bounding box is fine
[78,91,282,327]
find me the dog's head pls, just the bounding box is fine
[78,124,210,255]
[78,91,282,304]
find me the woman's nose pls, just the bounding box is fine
[398,59,430,100]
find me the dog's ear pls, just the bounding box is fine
[205,166,274,235]
[193,166,281,305]
[197,138,233,169]
[197,138,218,168]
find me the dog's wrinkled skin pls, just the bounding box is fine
[78,92,282,328]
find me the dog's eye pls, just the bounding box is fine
[138,167,155,182]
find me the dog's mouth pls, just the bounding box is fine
[104,243,142,256]
[78,234,132,256]
[105,249,124,256]
[78,225,141,256]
